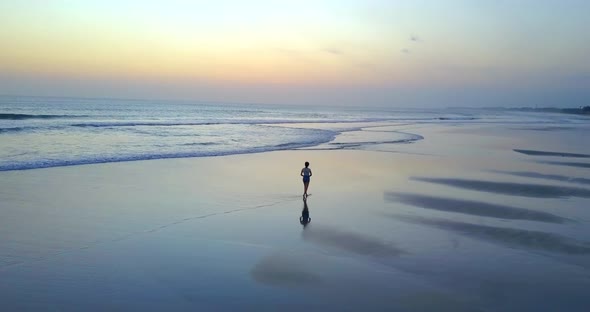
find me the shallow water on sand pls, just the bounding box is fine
[1,108,590,311]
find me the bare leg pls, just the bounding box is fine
[304,182,309,196]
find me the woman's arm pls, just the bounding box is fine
[309,169,312,176]
[300,168,304,176]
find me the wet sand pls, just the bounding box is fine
[491,170,590,186]
[385,192,568,223]
[1,122,590,311]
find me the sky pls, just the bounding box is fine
[1,0,589,107]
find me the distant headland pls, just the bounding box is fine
[510,106,590,116]
[475,106,590,116]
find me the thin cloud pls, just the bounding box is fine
[409,35,421,42]
[322,48,345,55]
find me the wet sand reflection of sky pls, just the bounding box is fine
[391,215,590,255]
[412,177,590,198]
[538,160,590,169]
[491,170,590,186]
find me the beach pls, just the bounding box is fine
[3,0,590,310]
[2,118,590,311]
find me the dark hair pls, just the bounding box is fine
[305,161,309,167]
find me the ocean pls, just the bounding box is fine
[2,95,586,172]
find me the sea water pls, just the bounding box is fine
[2,95,586,171]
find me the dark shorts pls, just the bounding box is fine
[303,176,310,183]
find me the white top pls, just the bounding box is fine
[301,167,312,177]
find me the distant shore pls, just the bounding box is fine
[493,106,590,116]
[512,106,590,115]
[445,106,590,116]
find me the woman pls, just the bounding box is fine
[300,161,312,197]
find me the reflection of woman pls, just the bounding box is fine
[300,161,312,197]
[300,197,311,227]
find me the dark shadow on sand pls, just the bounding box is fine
[396,292,485,312]
[538,160,590,169]
[511,126,574,131]
[302,226,404,257]
[514,149,590,158]
[492,170,590,186]
[412,177,590,198]
[251,253,322,287]
[385,192,567,223]
[391,215,590,255]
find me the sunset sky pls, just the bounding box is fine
[1,0,589,107]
